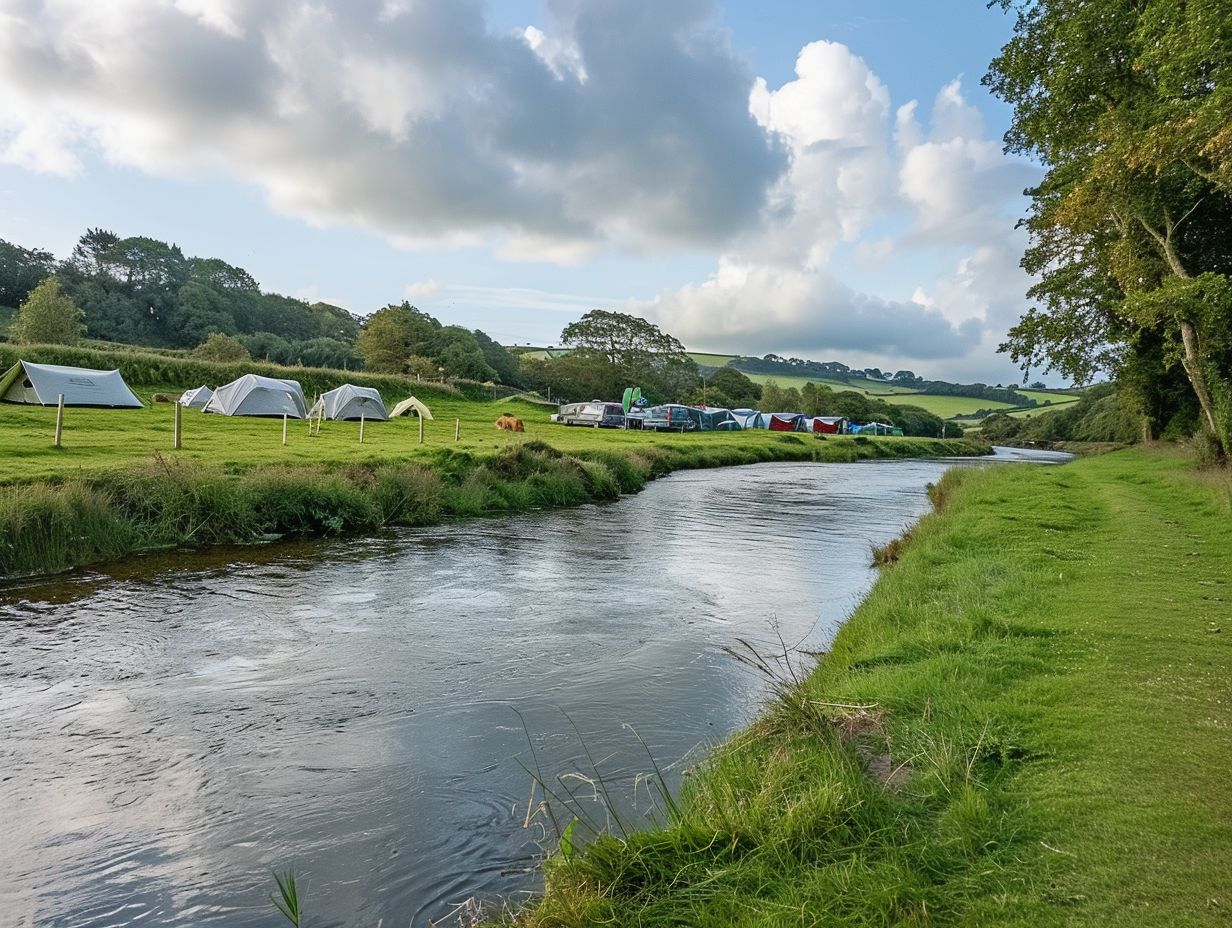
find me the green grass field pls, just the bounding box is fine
[499,447,1232,927]
[0,389,982,485]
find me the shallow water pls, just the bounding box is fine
[0,449,1067,927]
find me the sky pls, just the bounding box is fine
[0,0,1047,384]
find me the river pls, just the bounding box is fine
[0,449,1068,927]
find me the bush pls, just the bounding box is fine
[193,332,251,363]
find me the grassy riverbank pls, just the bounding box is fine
[499,447,1232,927]
[0,403,988,578]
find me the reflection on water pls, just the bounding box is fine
[0,450,1067,927]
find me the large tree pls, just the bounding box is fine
[559,310,699,401]
[986,0,1232,454]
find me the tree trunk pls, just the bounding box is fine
[1178,317,1223,447]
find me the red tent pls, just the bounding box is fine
[812,417,846,434]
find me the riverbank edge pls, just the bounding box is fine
[488,447,1232,927]
[0,434,989,581]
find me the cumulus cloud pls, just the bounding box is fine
[634,42,1039,376]
[0,0,783,255]
[0,3,1040,378]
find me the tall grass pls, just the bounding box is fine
[0,435,990,579]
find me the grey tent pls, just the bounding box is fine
[0,360,143,407]
[311,384,388,421]
[203,374,307,418]
[389,396,433,419]
[179,385,214,409]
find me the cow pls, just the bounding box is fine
[495,415,525,432]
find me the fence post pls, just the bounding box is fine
[173,401,182,450]
[359,414,365,444]
[54,393,64,448]
[454,418,460,442]
[419,414,424,445]
[282,413,288,446]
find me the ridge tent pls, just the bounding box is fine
[203,374,307,418]
[311,384,388,421]
[179,385,214,409]
[389,396,433,419]
[0,360,143,407]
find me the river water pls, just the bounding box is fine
[0,449,1067,927]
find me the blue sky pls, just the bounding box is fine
[0,0,1044,383]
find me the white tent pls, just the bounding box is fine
[311,384,388,421]
[203,374,307,418]
[389,396,433,419]
[179,385,214,409]
[0,360,143,407]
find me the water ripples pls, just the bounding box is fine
[0,453,1066,926]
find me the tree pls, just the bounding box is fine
[355,303,435,373]
[10,277,85,344]
[0,238,56,308]
[193,332,251,363]
[559,310,699,401]
[706,366,762,406]
[986,0,1232,455]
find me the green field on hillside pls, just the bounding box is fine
[736,370,917,395]
[687,352,739,367]
[880,392,1016,418]
[503,448,1232,927]
[1017,389,1082,407]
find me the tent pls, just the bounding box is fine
[811,416,847,435]
[389,396,433,419]
[768,413,809,432]
[311,384,388,421]
[0,360,143,407]
[730,408,764,429]
[203,374,307,418]
[180,385,214,409]
[698,408,741,431]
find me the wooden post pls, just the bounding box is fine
[454,417,460,442]
[173,401,182,450]
[359,414,365,444]
[282,413,288,446]
[418,414,424,445]
[54,393,64,448]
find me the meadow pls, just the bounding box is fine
[495,447,1232,927]
[0,378,989,578]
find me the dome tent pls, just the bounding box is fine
[311,384,388,421]
[389,396,433,419]
[179,385,214,409]
[203,374,307,418]
[0,360,142,408]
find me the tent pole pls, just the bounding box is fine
[173,401,182,450]
[282,413,288,447]
[419,414,424,445]
[54,394,64,448]
[359,414,365,444]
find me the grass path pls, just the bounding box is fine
[502,448,1232,927]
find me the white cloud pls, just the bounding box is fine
[635,45,1036,375]
[0,0,783,255]
[403,279,441,300]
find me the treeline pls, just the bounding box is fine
[978,384,1143,444]
[0,230,525,385]
[726,354,1036,406]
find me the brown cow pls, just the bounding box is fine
[495,415,525,432]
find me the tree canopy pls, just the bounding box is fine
[986,0,1232,453]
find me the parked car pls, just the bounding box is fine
[557,401,627,428]
[642,404,698,432]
